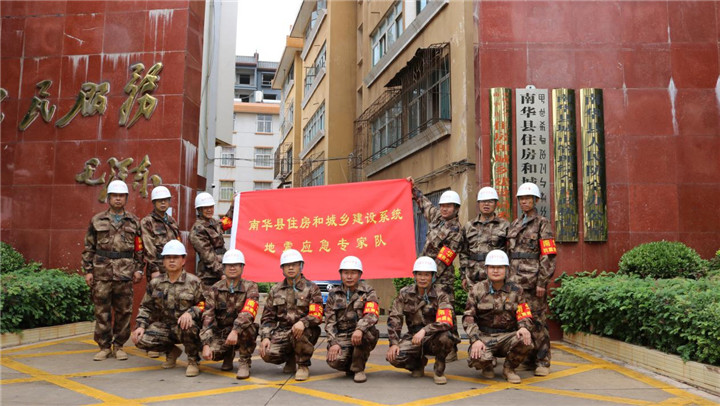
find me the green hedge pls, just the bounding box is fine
[1,242,27,274]
[393,268,467,315]
[550,272,720,366]
[618,241,707,279]
[1,268,94,334]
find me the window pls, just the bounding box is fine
[283,62,295,94]
[416,0,428,14]
[219,181,234,201]
[302,164,324,187]
[237,73,251,85]
[281,102,294,134]
[254,181,272,191]
[254,147,273,168]
[262,73,274,86]
[302,103,325,148]
[371,1,403,66]
[407,54,450,138]
[263,94,277,101]
[371,100,402,158]
[220,146,235,167]
[304,43,326,94]
[257,114,272,133]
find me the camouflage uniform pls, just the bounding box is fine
[82,209,143,350]
[412,187,463,302]
[460,214,509,288]
[463,280,533,371]
[200,279,260,365]
[387,284,459,377]
[134,270,205,361]
[189,218,226,287]
[324,281,380,373]
[260,276,323,367]
[140,211,180,281]
[507,212,556,368]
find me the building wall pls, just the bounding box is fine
[474,0,720,273]
[1,0,205,270]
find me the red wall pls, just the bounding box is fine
[474,1,720,276]
[1,1,206,309]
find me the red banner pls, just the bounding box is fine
[230,179,416,282]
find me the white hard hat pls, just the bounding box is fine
[438,190,461,205]
[194,192,215,208]
[161,240,187,256]
[516,182,541,198]
[413,256,437,273]
[485,250,510,266]
[338,256,363,273]
[107,180,129,195]
[477,187,499,201]
[280,249,304,266]
[222,249,245,265]
[151,186,171,201]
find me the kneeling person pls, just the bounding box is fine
[131,240,205,377]
[259,249,323,381]
[325,256,380,383]
[200,249,260,379]
[386,257,460,385]
[463,250,533,384]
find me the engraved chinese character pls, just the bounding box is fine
[319,240,330,253]
[262,219,273,231]
[300,240,312,253]
[288,217,298,229]
[337,238,349,251]
[365,212,377,224]
[352,213,364,225]
[129,154,161,198]
[312,216,323,227]
[0,88,8,123]
[55,81,110,128]
[338,213,350,226]
[300,216,311,229]
[326,215,338,226]
[274,218,286,230]
[75,158,107,186]
[356,237,368,249]
[390,209,403,220]
[378,210,390,223]
[374,234,387,248]
[264,242,276,253]
[19,80,56,131]
[119,62,163,128]
[249,219,260,231]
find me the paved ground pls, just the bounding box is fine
[2,327,718,406]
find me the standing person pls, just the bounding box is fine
[200,249,260,379]
[82,180,144,361]
[140,186,180,282]
[190,192,226,289]
[325,256,380,383]
[463,250,533,384]
[460,187,509,289]
[407,177,463,361]
[259,249,324,381]
[386,257,459,385]
[131,240,205,377]
[507,182,557,376]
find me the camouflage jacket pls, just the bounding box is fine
[189,218,226,282]
[460,214,509,284]
[324,281,380,347]
[462,280,532,344]
[81,209,143,281]
[135,270,205,329]
[387,283,454,346]
[200,278,260,344]
[260,275,323,340]
[140,210,180,275]
[413,187,463,287]
[507,212,556,290]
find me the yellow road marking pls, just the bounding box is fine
[64,365,164,377]
[398,385,508,406]
[282,385,386,406]
[519,384,653,405]
[133,384,270,403]
[0,377,42,384]
[0,357,137,405]
[10,349,97,358]
[1,334,94,354]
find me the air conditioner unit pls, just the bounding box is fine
[253,90,264,102]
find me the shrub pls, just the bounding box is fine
[707,249,720,277]
[1,242,26,274]
[618,241,707,279]
[392,268,467,315]
[257,282,274,293]
[550,272,720,366]
[1,268,94,333]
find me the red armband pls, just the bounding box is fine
[308,303,323,320]
[516,303,532,321]
[241,299,259,318]
[196,301,205,313]
[540,238,557,255]
[435,308,454,326]
[134,236,143,252]
[437,246,457,266]
[363,301,379,316]
[220,216,232,231]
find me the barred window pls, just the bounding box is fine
[254,181,272,191]
[302,103,325,148]
[220,146,235,167]
[254,147,273,168]
[302,164,325,187]
[257,114,273,133]
[219,181,234,201]
[371,1,403,66]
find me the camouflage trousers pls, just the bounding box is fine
[326,327,379,373]
[467,331,533,370]
[204,324,259,363]
[261,326,320,367]
[135,322,202,362]
[522,291,551,367]
[92,280,133,349]
[388,331,458,376]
